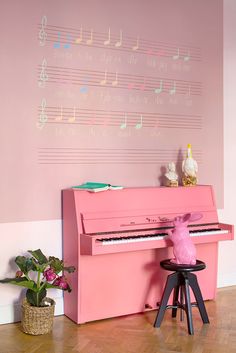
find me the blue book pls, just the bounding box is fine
[72,182,123,193]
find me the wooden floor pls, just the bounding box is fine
[1,286,236,353]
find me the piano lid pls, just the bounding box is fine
[71,185,219,234]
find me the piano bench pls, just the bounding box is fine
[153,259,210,335]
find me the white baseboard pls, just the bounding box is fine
[217,271,236,288]
[0,297,64,325]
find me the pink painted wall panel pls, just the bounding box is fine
[0,0,223,222]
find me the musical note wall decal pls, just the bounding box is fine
[75,26,83,43]
[183,50,190,61]
[154,80,163,94]
[104,28,111,45]
[128,82,135,90]
[100,71,107,85]
[38,58,48,88]
[38,15,47,46]
[36,98,47,129]
[112,72,118,86]
[139,78,146,91]
[80,83,89,94]
[132,36,139,51]
[115,30,123,47]
[64,35,71,49]
[120,113,127,129]
[54,32,61,48]
[172,48,180,60]
[39,65,202,96]
[135,115,143,129]
[86,29,93,45]
[55,106,63,121]
[68,107,76,123]
[169,81,176,95]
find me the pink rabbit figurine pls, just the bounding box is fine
[168,212,202,265]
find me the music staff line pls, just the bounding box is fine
[37,147,203,165]
[38,21,202,62]
[38,64,202,96]
[38,104,203,130]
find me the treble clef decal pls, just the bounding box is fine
[36,98,48,129]
[39,15,47,46]
[38,58,49,88]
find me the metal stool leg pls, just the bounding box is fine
[188,272,210,324]
[154,272,178,328]
[172,282,180,318]
[182,274,194,335]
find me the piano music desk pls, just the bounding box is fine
[62,186,234,324]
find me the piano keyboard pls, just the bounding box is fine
[97,228,229,245]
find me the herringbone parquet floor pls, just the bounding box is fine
[0,286,236,353]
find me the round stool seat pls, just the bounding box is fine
[160,259,206,273]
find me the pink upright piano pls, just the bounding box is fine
[62,185,234,324]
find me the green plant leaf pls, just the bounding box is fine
[15,256,35,274]
[49,256,64,273]
[0,277,37,290]
[28,249,48,264]
[26,288,47,306]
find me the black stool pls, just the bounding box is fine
[154,259,210,335]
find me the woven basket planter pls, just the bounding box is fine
[21,298,55,335]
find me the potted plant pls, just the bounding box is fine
[0,249,75,335]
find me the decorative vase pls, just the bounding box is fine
[21,298,55,335]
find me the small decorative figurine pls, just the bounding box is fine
[168,212,202,265]
[165,162,178,187]
[182,143,198,186]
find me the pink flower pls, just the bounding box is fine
[15,270,23,278]
[44,268,57,282]
[53,276,68,290]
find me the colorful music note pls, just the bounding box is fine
[64,35,71,49]
[135,115,143,129]
[38,58,48,88]
[86,29,93,45]
[154,80,163,94]
[183,50,190,61]
[39,15,47,46]
[100,71,107,85]
[104,28,111,45]
[128,82,135,90]
[55,106,63,121]
[132,36,139,51]
[115,30,123,47]
[172,48,180,60]
[169,81,176,95]
[68,107,76,123]
[80,83,89,94]
[112,72,118,86]
[54,32,61,48]
[139,78,146,91]
[120,113,127,129]
[75,26,83,44]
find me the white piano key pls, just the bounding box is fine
[100,229,229,245]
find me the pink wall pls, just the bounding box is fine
[0,0,223,223]
[1,0,236,326]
